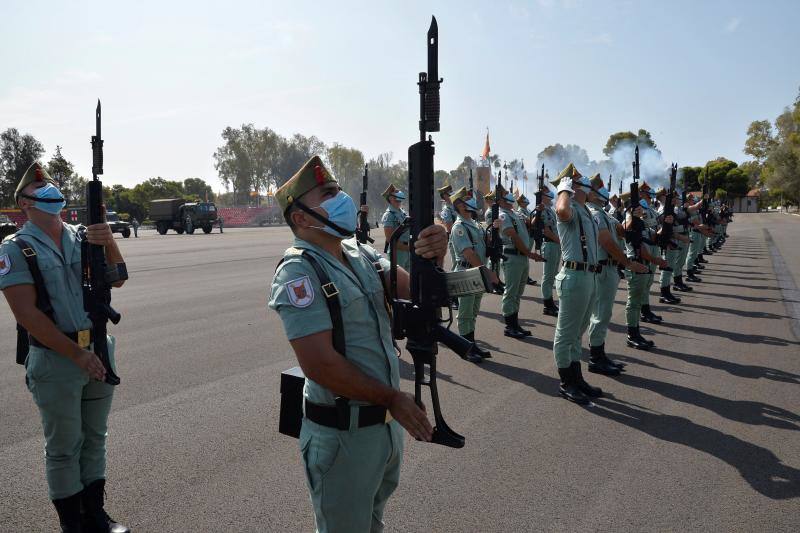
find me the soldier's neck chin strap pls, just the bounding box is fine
[17,192,64,203]
[293,199,355,238]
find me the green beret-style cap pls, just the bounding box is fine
[655,187,667,197]
[553,162,581,184]
[275,155,337,212]
[451,186,471,203]
[16,161,55,199]
[589,173,604,190]
[516,193,529,204]
[437,183,453,196]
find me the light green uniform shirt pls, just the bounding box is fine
[587,202,622,263]
[450,214,487,270]
[268,237,398,407]
[557,199,599,265]
[381,205,409,244]
[439,202,456,225]
[541,204,558,235]
[498,207,530,249]
[0,221,92,333]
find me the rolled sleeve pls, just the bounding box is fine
[268,259,332,341]
[0,241,34,290]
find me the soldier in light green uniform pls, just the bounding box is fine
[269,156,448,533]
[483,195,504,294]
[437,184,456,270]
[683,193,706,282]
[449,186,496,358]
[586,175,648,375]
[497,186,543,338]
[670,191,695,292]
[655,188,689,304]
[638,184,664,324]
[551,164,604,404]
[622,192,671,350]
[535,187,561,316]
[381,184,410,271]
[0,163,130,533]
[515,194,539,287]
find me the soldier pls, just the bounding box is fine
[437,184,456,269]
[131,217,139,238]
[449,186,496,358]
[670,191,695,293]
[655,188,690,303]
[381,184,410,271]
[268,156,448,533]
[218,215,224,233]
[0,163,130,533]
[586,175,648,375]
[483,193,504,295]
[515,193,538,286]
[551,164,604,404]
[683,193,712,283]
[622,192,671,350]
[638,183,663,324]
[608,194,624,223]
[498,186,543,338]
[535,187,561,316]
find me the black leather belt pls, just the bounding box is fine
[30,329,94,349]
[598,259,619,267]
[563,261,602,273]
[503,248,521,256]
[305,400,390,430]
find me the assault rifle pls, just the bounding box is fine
[356,164,373,244]
[487,177,506,293]
[532,164,545,252]
[388,17,489,448]
[624,146,646,267]
[82,100,126,386]
[659,163,677,251]
[700,164,711,225]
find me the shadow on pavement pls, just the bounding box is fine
[667,320,799,346]
[590,395,800,500]
[679,301,789,320]
[647,346,800,384]
[398,357,479,392]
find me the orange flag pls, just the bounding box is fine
[481,130,491,160]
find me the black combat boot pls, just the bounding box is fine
[640,305,663,324]
[503,315,527,339]
[697,254,708,263]
[463,332,491,359]
[637,326,656,347]
[588,344,621,376]
[702,247,713,255]
[572,361,603,398]
[53,493,83,533]
[659,286,681,304]
[626,326,651,350]
[542,298,559,317]
[451,299,459,310]
[513,312,532,336]
[686,269,702,282]
[526,277,537,285]
[80,479,131,533]
[558,365,589,405]
[673,275,693,292]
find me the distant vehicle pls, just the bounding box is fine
[106,211,132,238]
[0,214,17,241]
[149,198,218,235]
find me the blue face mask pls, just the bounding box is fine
[25,183,66,215]
[307,191,358,238]
[464,197,478,211]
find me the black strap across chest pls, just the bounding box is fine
[8,237,56,365]
[575,204,590,264]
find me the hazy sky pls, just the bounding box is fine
[1,0,798,190]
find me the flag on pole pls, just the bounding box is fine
[481,129,491,160]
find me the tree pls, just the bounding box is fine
[679,166,702,191]
[0,128,45,207]
[603,129,659,157]
[46,146,74,190]
[699,158,738,193]
[743,120,777,163]
[131,177,184,217]
[183,178,214,201]
[536,143,592,175]
[326,143,365,199]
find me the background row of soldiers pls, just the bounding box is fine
[380,162,731,402]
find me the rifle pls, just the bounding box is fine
[388,17,488,448]
[624,146,646,269]
[659,164,677,251]
[486,177,506,292]
[82,100,126,386]
[700,164,711,225]
[356,164,373,244]
[532,164,545,252]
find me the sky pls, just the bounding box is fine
[1,0,798,191]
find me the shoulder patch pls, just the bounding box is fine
[285,276,315,308]
[499,213,507,221]
[0,253,10,276]
[456,228,465,237]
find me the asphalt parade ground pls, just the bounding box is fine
[1,212,799,532]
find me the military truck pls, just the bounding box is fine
[150,198,217,235]
[0,214,18,241]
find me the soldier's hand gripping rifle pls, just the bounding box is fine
[532,164,545,252]
[624,146,646,269]
[658,163,677,251]
[82,100,127,386]
[388,17,489,448]
[486,178,506,293]
[356,164,374,244]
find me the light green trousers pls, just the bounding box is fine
[660,246,682,287]
[685,233,703,271]
[675,235,691,278]
[625,270,650,326]
[457,292,484,335]
[553,268,597,368]
[25,337,117,499]
[588,266,620,347]
[501,255,529,316]
[540,241,561,300]
[300,418,403,533]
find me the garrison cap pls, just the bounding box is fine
[640,181,651,192]
[437,183,453,196]
[553,162,582,184]
[451,186,472,203]
[382,184,406,201]
[275,156,337,212]
[589,173,604,190]
[516,193,529,204]
[655,187,667,197]
[16,161,55,199]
